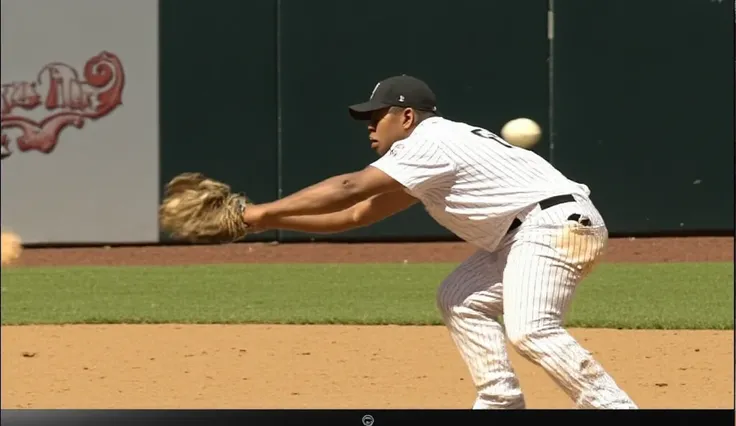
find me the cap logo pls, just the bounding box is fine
[370,82,381,99]
[398,95,405,102]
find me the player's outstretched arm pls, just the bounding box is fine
[244,166,404,225]
[261,190,418,234]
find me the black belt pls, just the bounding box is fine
[507,194,576,233]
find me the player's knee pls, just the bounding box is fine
[435,277,464,317]
[506,328,528,350]
[506,325,562,359]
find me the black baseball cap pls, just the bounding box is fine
[348,75,438,121]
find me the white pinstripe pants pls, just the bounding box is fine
[436,195,637,409]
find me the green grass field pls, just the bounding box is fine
[1,262,733,330]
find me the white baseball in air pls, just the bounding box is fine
[500,118,542,149]
[1,231,23,266]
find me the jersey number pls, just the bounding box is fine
[470,128,514,148]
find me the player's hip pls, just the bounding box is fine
[500,195,608,274]
[507,192,605,232]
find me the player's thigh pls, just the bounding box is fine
[501,222,606,336]
[437,249,506,318]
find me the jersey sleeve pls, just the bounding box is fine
[369,137,456,193]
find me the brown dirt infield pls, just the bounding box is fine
[2,237,734,409]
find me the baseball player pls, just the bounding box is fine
[240,75,637,409]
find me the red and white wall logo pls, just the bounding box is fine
[0,51,125,160]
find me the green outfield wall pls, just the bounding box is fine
[2,0,731,245]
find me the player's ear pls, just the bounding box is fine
[402,108,416,129]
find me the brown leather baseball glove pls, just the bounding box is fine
[159,172,250,243]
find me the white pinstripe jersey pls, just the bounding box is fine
[370,117,592,251]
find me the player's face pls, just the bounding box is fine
[367,108,416,156]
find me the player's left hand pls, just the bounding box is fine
[158,172,251,244]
